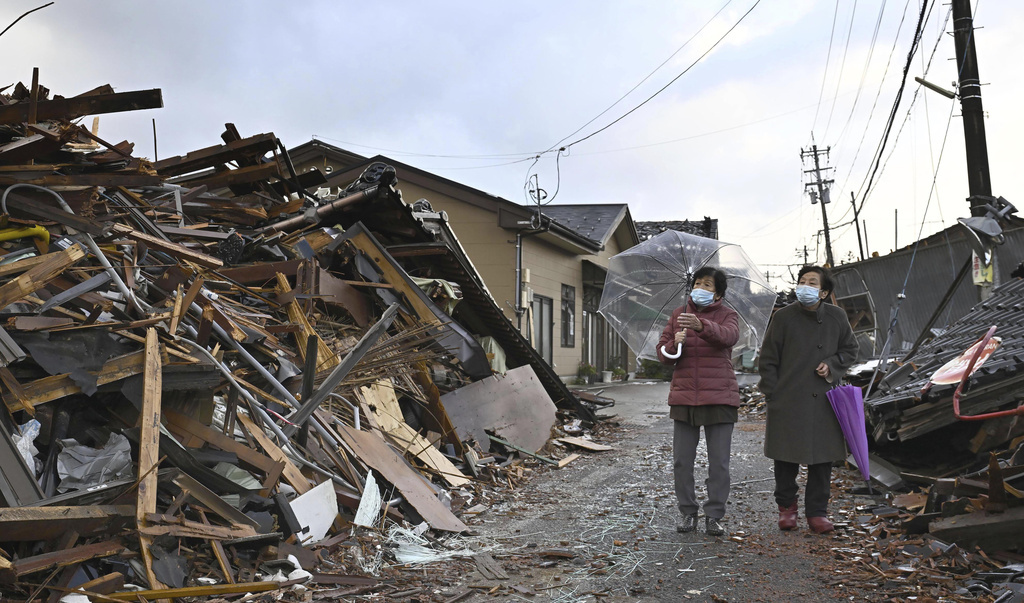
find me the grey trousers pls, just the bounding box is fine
[673,420,734,520]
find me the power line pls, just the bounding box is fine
[831,0,892,148]
[853,0,934,217]
[821,0,858,139]
[310,134,541,160]
[830,3,949,227]
[544,0,736,154]
[559,0,763,151]
[811,0,842,133]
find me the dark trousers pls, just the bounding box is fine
[673,421,733,520]
[773,460,832,518]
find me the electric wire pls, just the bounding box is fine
[811,0,842,133]
[559,0,763,152]
[830,3,949,229]
[865,96,957,400]
[853,0,933,217]
[544,0,736,154]
[822,0,859,139]
[831,0,896,148]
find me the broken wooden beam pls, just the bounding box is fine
[0,89,163,125]
[0,506,135,541]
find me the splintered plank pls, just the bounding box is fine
[137,328,165,592]
[163,409,281,477]
[153,133,279,177]
[335,423,467,533]
[0,506,135,541]
[0,89,163,125]
[276,273,339,373]
[235,413,310,495]
[359,381,469,488]
[100,581,281,600]
[0,245,86,310]
[4,350,146,413]
[929,505,1024,552]
[5,540,126,579]
[176,163,280,190]
[109,224,223,269]
[557,437,613,452]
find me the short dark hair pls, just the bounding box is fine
[797,265,834,295]
[692,267,727,298]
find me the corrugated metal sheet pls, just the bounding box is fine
[832,224,1024,356]
[865,276,1024,443]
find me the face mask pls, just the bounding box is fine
[795,285,821,306]
[690,288,715,307]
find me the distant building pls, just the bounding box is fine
[832,221,1024,359]
[636,218,718,241]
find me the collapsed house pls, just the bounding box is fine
[836,237,1024,556]
[0,79,600,600]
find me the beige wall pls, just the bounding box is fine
[520,237,583,375]
[391,182,519,319]
[292,152,636,378]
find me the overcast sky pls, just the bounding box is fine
[4,0,1020,289]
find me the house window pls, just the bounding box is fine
[532,294,553,365]
[561,285,575,348]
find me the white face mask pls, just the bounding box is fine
[795,285,821,306]
[690,288,715,307]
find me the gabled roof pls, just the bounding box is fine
[541,204,637,248]
[288,139,611,255]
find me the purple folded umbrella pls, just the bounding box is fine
[827,385,871,483]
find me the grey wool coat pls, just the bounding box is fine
[758,301,859,465]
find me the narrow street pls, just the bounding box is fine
[441,380,877,602]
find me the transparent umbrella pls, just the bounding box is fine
[598,230,776,361]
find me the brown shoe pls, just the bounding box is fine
[807,516,834,534]
[778,502,798,531]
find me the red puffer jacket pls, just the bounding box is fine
[656,299,740,407]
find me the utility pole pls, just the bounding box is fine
[850,192,865,261]
[801,144,835,267]
[952,0,991,213]
[952,0,996,301]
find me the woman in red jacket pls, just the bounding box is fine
[657,267,740,536]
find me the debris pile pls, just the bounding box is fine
[0,78,595,601]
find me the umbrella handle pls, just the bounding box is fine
[661,343,683,359]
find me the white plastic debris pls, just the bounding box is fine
[386,522,476,565]
[12,419,40,474]
[354,471,382,527]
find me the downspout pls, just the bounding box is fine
[514,212,547,333]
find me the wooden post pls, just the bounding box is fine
[137,328,166,592]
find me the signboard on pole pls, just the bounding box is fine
[972,251,993,285]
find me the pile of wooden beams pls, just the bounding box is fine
[0,76,592,601]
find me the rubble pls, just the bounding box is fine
[0,76,599,602]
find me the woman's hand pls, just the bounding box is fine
[674,331,686,345]
[677,313,703,332]
[815,362,830,379]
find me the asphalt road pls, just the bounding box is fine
[451,380,877,602]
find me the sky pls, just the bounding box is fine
[3,0,1021,290]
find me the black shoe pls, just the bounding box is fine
[676,513,698,533]
[705,517,725,536]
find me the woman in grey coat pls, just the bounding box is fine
[757,265,858,534]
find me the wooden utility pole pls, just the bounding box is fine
[801,144,834,267]
[851,192,865,261]
[952,0,997,301]
[952,0,991,213]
